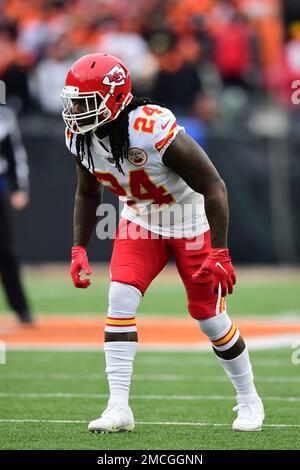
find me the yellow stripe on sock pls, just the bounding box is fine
[212,323,237,347]
[106,318,136,326]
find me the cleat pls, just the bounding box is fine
[88,404,135,433]
[233,395,265,431]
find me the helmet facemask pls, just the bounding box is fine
[61,86,115,134]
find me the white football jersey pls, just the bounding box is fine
[65,104,209,237]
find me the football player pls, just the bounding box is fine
[61,54,264,433]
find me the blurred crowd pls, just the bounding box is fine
[1,0,300,127]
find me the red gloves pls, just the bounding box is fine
[192,248,236,297]
[70,246,92,288]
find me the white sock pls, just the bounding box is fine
[217,348,258,399]
[104,341,137,407]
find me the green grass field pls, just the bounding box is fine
[0,266,300,450]
[0,349,299,450]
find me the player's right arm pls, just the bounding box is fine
[71,157,103,288]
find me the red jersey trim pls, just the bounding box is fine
[155,122,177,151]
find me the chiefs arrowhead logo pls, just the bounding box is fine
[128,148,148,166]
[103,65,126,86]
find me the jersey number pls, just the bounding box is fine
[133,106,163,134]
[94,169,174,205]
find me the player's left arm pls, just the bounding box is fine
[163,130,228,248]
[162,130,236,296]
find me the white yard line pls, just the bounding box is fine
[4,333,300,351]
[2,372,300,383]
[0,392,300,401]
[0,418,299,429]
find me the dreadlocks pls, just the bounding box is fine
[70,97,165,174]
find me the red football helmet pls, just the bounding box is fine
[61,53,133,134]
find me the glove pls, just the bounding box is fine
[70,245,92,288]
[192,248,236,297]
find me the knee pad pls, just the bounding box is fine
[197,312,239,351]
[105,281,142,333]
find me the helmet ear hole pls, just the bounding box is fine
[116,93,123,102]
